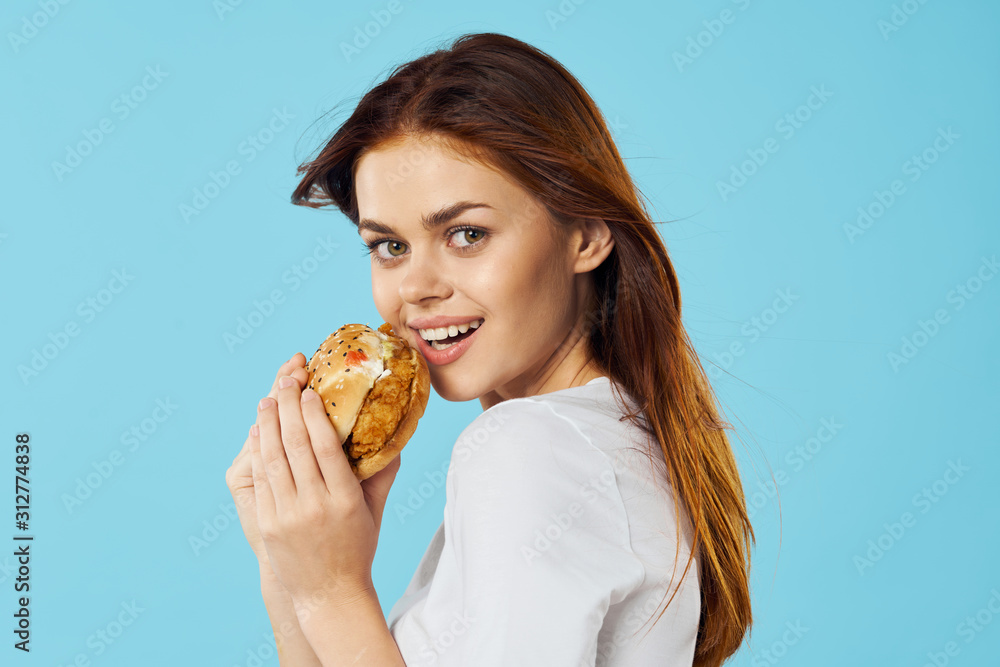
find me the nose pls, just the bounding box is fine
[398,250,452,304]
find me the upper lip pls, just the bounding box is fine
[408,315,485,330]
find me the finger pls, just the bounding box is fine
[228,434,252,483]
[256,395,297,508]
[267,358,308,401]
[280,351,307,375]
[228,429,258,515]
[248,423,276,520]
[361,453,402,534]
[257,367,310,426]
[275,376,327,496]
[299,386,358,492]
[267,356,298,395]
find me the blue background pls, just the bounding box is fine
[3,0,998,664]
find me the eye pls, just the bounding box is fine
[364,239,407,264]
[452,227,485,247]
[363,224,488,265]
[383,240,406,257]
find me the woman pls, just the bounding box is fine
[227,32,754,666]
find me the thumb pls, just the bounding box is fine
[361,454,402,533]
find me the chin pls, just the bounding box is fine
[428,373,483,403]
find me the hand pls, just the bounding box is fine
[226,353,309,566]
[249,368,401,603]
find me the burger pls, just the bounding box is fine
[305,322,430,481]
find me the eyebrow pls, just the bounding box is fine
[357,201,494,235]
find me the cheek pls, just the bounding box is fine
[371,275,399,319]
[478,244,568,331]
[515,242,571,300]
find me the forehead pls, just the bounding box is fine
[353,134,544,230]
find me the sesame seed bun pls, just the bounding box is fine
[305,322,430,481]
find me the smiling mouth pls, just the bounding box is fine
[427,327,477,350]
[417,318,484,351]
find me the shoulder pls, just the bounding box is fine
[450,396,603,480]
[446,396,631,542]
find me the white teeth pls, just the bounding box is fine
[418,318,484,341]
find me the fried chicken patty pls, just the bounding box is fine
[345,343,416,462]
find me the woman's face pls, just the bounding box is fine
[354,133,611,405]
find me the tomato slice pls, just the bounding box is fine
[345,349,368,368]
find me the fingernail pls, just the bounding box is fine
[250,424,260,437]
[301,388,319,403]
[258,397,275,411]
[279,376,295,389]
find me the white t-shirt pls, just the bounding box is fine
[387,376,701,666]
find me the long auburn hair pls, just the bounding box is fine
[290,32,754,666]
